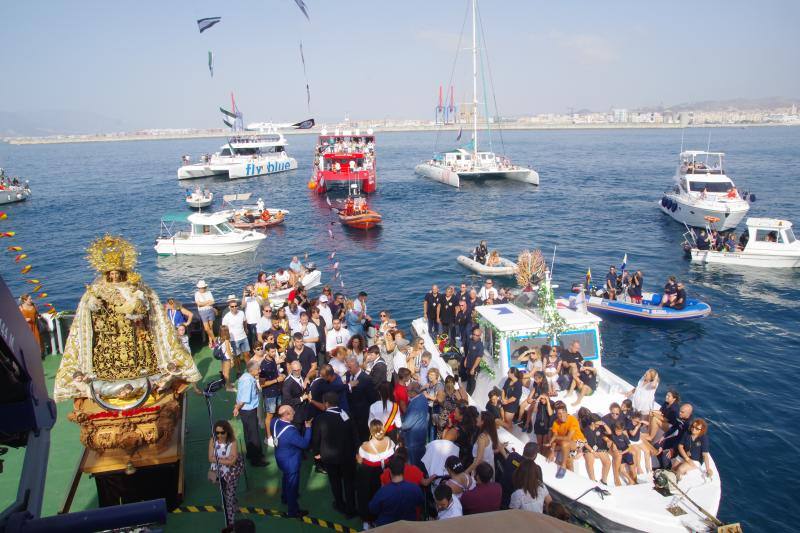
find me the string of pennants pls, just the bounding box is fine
[0,211,58,316]
[324,196,345,289]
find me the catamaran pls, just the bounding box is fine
[415,0,538,188]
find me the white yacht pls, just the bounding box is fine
[689,217,800,268]
[413,277,724,533]
[414,0,538,188]
[154,212,265,256]
[659,151,750,231]
[177,123,297,180]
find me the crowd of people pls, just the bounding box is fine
[601,266,688,310]
[162,266,711,530]
[694,228,751,252]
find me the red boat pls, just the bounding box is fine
[308,130,377,194]
[338,197,382,229]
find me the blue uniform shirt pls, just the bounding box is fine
[236,373,260,410]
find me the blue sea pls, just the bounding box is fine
[1,126,798,531]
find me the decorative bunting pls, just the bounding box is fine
[1,232,16,238]
[7,246,21,252]
[38,292,47,298]
[14,254,27,263]
[0,212,7,220]
[20,264,31,274]
[197,17,222,34]
[26,279,40,284]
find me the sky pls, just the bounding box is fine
[1,0,798,130]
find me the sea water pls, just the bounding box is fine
[1,126,798,531]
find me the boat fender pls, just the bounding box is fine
[661,197,667,208]
[665,198,673,210]
[671,202,677,212]
[749,193,756,203]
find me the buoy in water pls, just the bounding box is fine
[307,180,317,190]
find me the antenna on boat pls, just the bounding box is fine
[679,128,685,154]
[705,130,712,164]
[549,245,557,276]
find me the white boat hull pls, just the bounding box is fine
[186,198,213,208]
[411,317,721,533]
[415,163,539,187]
[0,189,30,205]
[691,248,800,268]
[659,195,749,231]
[456,255,517,276]
[177,157,297,180]
[154,233,265,256]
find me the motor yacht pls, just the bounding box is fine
[154,212,265,256]
[659,151,751,231]
[688,217,800,268]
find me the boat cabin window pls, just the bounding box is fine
[194,224,219,235]
[220,148,232,156]
[507,334,551,370]
[215,223,233,234]
[687,181,733,194]
[784,229,796,243]
[556,330,599,361]
[236,147,259,156]
[755,229,782,243]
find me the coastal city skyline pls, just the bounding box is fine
[1,0,799,133]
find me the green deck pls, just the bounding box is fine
[0,345,361,532]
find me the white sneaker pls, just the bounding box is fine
[267,438,276,448]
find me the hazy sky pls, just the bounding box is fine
[1,0,798,129]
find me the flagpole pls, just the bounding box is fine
[471,0,478,162]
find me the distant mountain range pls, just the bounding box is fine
[635,96,798,113]
[0,110,127,137]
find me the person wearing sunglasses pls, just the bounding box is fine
[208,420,244,525]
[674,418,712,480]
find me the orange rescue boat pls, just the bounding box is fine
[338,197,382,230]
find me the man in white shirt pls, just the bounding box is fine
[222,295,250,360]
[274,268,291,289]
[255,306,272,339]
[316,295,333,330]
[242,285,262,349]
[325,318,351,353]
[286,301,305,332]
[353,291,372,336]
[292,312,319,352]
[478,279,499,301]
[434,484,462,520]
[392,339,411,375]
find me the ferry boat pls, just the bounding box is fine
[659,151,751,231]
[309,129,377,194]
[412,276,723,532]
[414,0,538,188]
[687,217,800,268]
[177,123,298,181]
[154,212,265,256]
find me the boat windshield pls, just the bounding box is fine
[687,180,733,193]
[506,334,551,369]
[215,222,234,234]
[785,229,796,243]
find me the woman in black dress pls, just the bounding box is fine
[500,367,523,430]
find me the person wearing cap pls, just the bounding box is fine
[222,294,250,363]
[194,280,216,348]
[401,382,429,468]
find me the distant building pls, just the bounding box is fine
[612,109,628,123]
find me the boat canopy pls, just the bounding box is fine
[160,213,189,223]
[187,212,230,225]
[746,217,793,230]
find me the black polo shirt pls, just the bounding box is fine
[424,292,443,320]
[259,357,281,398]
[286,346,316,377]
[464,339,484,370]
[440,296,459,325]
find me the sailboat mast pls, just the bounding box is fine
[471,0,478,160]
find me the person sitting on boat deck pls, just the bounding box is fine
[569,360,597,407]
[696,230,711,250]
[608,421,638,486]
[739,230,749,249]
[478,279,498,301]
[605,266,618,300]
[601,402,628,433]
[656,403,693,470]
[578,411,611,485]
[663,282,687,310]
[547,403,586,473]
[334,161,342,173]
[673,417,712,480]
[485,250,501,267]
[473,240,488,265]
[557,341,583,391]
[274,268,291,289]
[722,232,737,252]
[658,275,678,307]
[626,410,657,476]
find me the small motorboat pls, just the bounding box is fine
[456,254,517,276]
[228,207,288,230]
[267,268,322,304]
[185,188,213,209]
[687,217,800,269]
[560,291,711,321]
[154,212,265,256]
[338,196,382,229]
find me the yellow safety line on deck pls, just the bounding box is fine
[172,505,358,533]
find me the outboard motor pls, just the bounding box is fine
[304,262,316,272]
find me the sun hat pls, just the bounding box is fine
[196,280,208,288]
[227,294,238,302]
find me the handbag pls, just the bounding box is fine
[212,341,225,361]
[207,469,218,484]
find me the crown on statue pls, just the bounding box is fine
[87,234,138,273]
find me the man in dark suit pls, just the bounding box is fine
[345,355,375,442]
[281,360,309,426]
[312,392,359,518]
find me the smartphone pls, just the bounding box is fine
[556,467,567,479]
